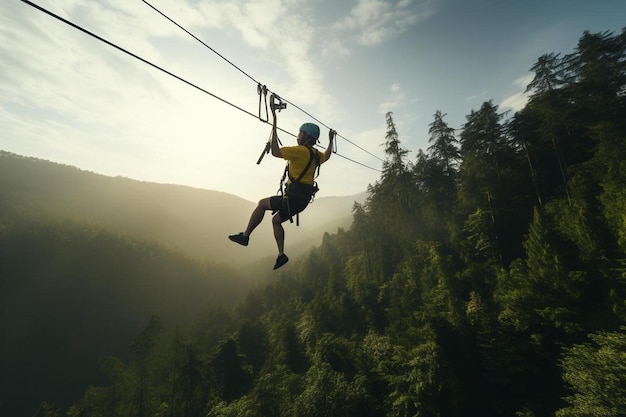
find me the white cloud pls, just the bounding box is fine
[513,74,533,89]
[465,91,489,103]
[172,0,333,114]
[500,92,527,113]
[500,75,533,112]
[333,0,438,47]
[379,83,406,113]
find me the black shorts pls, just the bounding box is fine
[270,192,311,222]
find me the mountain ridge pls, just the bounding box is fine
[0,150,366,265]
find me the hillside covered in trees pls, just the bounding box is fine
[0,221,253,417]
[11,28,626,416]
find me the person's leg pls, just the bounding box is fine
[243,197,272,237]
[272,212,286,254]
[271,194,309,255]
[272,212,289,269]
[229,198,273,246]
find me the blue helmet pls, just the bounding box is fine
[299,123,320,142]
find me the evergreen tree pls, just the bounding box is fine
[525,52,568,95]
[360,112,416,275]
[381,111,410,179]
[32,402,62,417]
[569,30,626,121]
[458,101,507,216]
[427,110,460,173]
[557,328,626,417]
[211,339,253,403]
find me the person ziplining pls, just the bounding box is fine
[229,94,336,270]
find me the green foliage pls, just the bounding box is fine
[557,328,626,417]
[525,52,568,94]
[596,125,626,251]
[496,207,588,335]
[428,110,460,172]
[293,362,369,417]
[33,402,62,417]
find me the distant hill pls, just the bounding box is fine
[0,151,365,265]
[0,220,247,417]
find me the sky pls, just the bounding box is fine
[2,0,625,202]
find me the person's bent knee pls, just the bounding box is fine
[257,197,272,210]
[272,212,286,225]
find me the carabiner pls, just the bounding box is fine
[270,93,287,112]
[257,83,268,122]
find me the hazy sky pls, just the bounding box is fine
[2,0,625,201]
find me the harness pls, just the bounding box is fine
[278,146,320,225]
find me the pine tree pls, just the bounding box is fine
[525,52,568,95]
[427,110,460,174]
[557,328,626,417]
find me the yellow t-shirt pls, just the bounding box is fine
[280,145,328,185]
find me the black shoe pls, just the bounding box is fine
[273,253,289,270]
[228,232,249,246]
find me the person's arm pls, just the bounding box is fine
[324,129,336,161]
[270,104,282,158]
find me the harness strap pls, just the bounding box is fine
[279,146,320,224]
[288,146,318,184]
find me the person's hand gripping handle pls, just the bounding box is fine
[325,129,337,161]
[256,94,286,164]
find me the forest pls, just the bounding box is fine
[5,28,626,416]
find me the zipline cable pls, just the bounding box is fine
[140,0,260,86]
[19,0,382,172]
[281,98,385,162]
[332,152,382,171]
[141,0,385,163]
[17,1,260,121]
